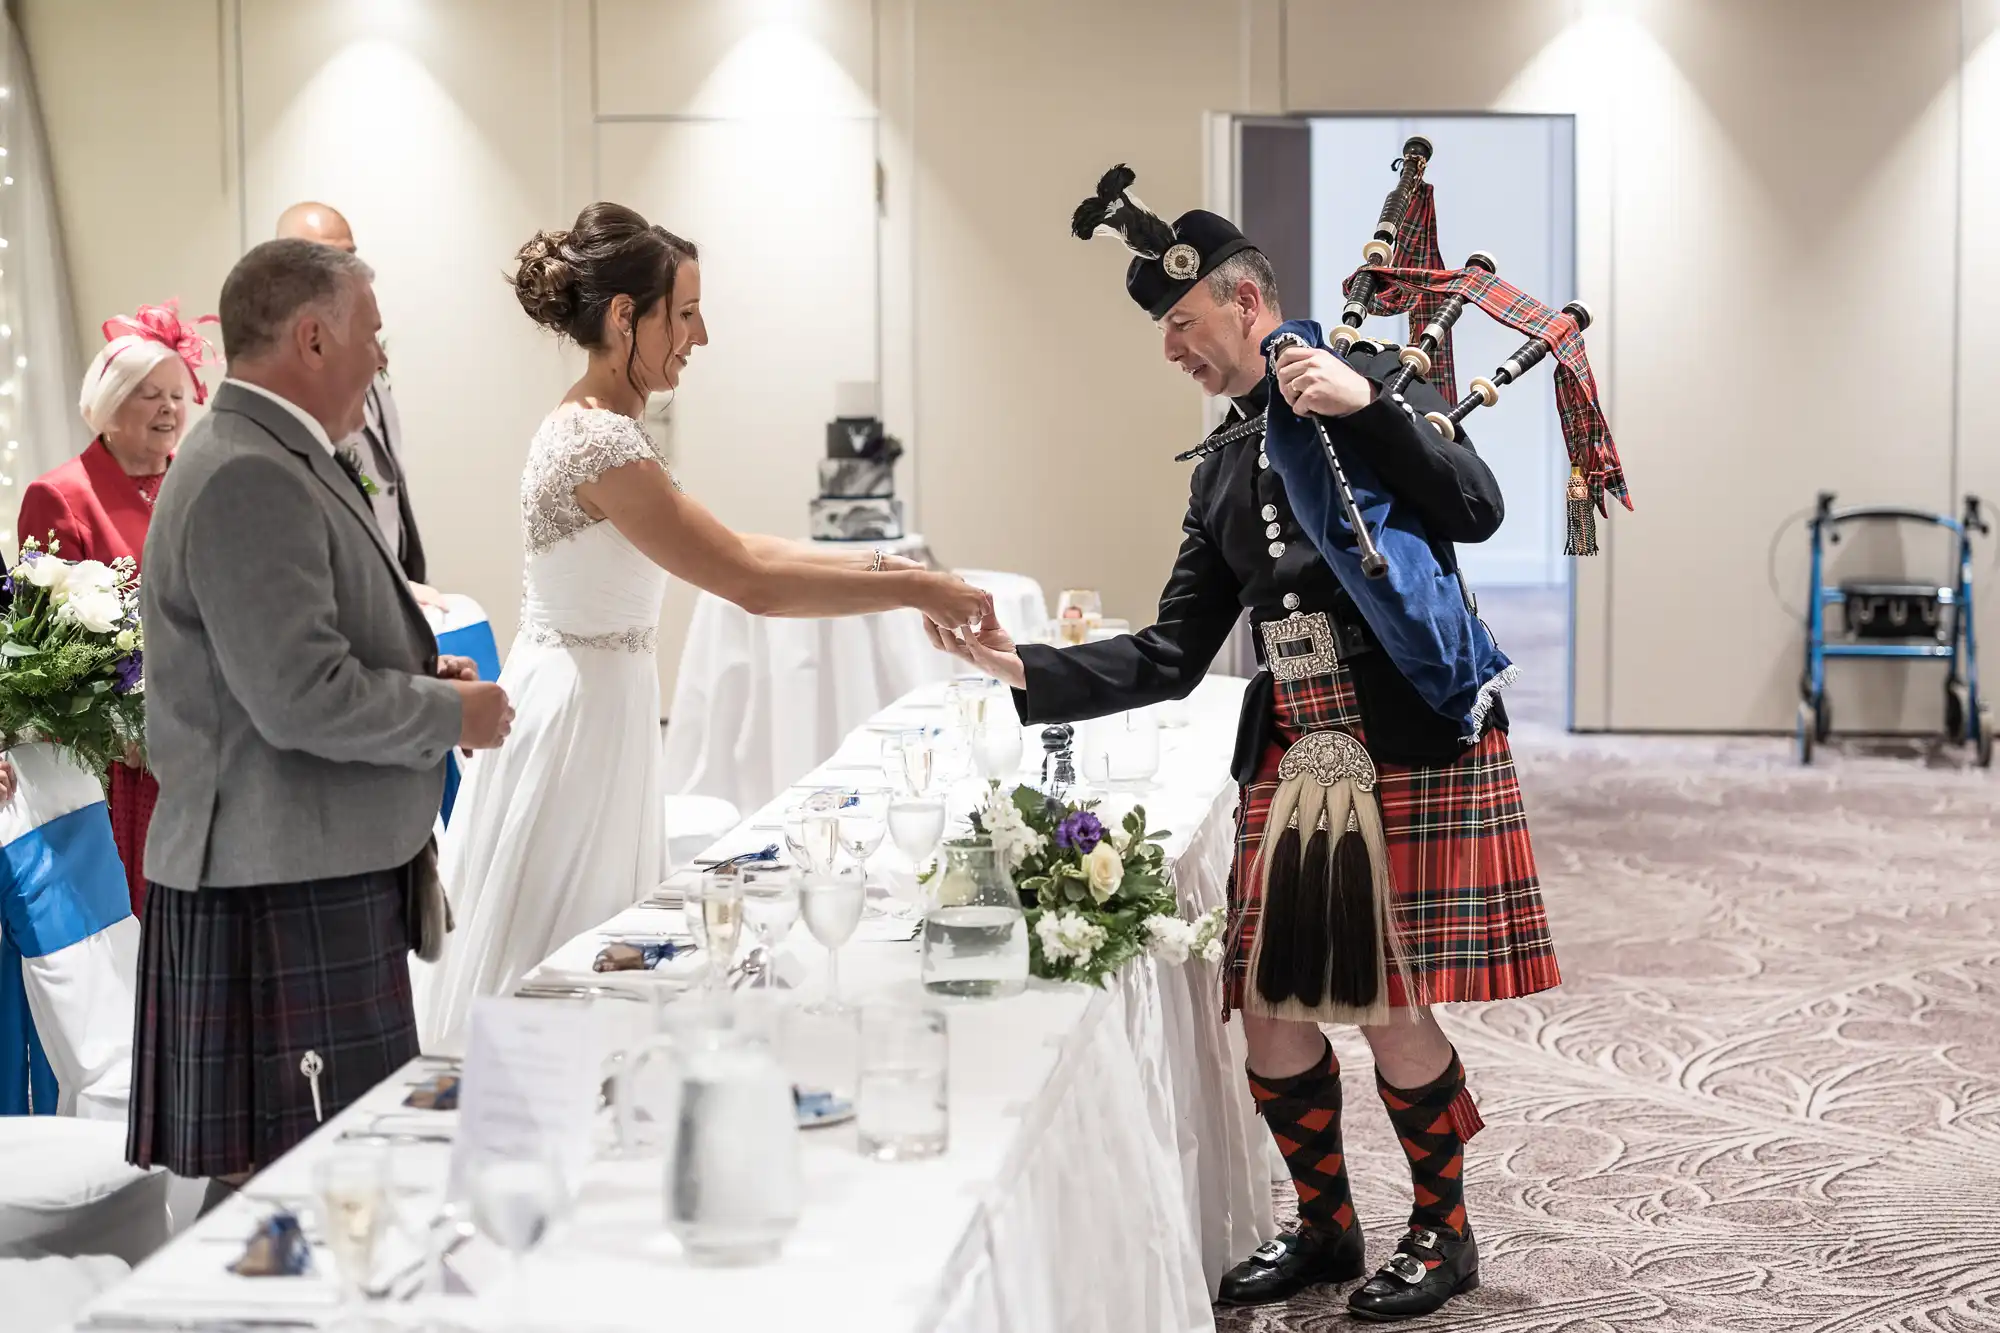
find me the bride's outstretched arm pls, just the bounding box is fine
[579,460,990,627]
[738,534,923,572]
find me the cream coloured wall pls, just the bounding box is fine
[20,0,1997,732]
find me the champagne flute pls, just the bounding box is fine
[897,728,936,797]
[801,812,840,875]
[800,868,867,1015]
[885,796,947,916]
[688,871,744,989]
[314,1147,389,1329]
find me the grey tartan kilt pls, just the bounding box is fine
[126,868,418,1178]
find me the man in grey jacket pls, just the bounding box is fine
[128,239,512,1192]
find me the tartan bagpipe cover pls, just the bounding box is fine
[1348,182,1631,553]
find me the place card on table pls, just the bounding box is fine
[445,996,601,1202]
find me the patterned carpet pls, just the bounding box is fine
[1217,593,2000,1331]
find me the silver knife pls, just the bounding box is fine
[80,1317,324,1331]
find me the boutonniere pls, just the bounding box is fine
[335,445,381,497]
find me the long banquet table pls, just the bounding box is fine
[76,676,1273,1333]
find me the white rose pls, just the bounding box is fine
[1199,937,1225,964]
[60,589,123,634]
[113,629,138,652]
[20,556,67,592]
[65,560,118,595]
[1084,841,1124,903]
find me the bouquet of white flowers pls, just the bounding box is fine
[0,537,146,781]
[971,782,1227,987]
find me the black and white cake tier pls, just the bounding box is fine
[810,383,905,541]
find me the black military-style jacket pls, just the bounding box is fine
[1013,344,1506,768]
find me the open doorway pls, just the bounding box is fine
[1235,113,1579,728]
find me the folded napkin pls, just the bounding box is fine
[403,1072,460,1111]
[593,938,695,972]
[228,1212,314,1277]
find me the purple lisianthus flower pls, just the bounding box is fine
[1055,810,1105,854]
[112,651,144,695]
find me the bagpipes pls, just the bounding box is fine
[1296,135,1628,560]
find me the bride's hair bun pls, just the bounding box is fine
[509,203,698,351]
[513,229,578,334]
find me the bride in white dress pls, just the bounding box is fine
[418,203,991,1049]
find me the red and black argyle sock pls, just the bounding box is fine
[1247,1037,1355,1239]
[1377,1049,1484,1243]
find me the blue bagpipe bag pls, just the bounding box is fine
[1259,319,1516,742]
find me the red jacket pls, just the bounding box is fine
[16,440,159,567]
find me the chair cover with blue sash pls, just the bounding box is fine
[425,595,503,827]
[0,744,138,1119]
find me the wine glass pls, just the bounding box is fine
[838,794,887,885]
[687,871,744,989]
[314,1147,390,1329]
[470,1153,569,1311]
[784,807,840,876]
[971,717,1025,783]
[740,868,801,990]
[799,868,867,1014]
[885,796,947,916]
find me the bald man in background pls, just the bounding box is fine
[275,202,437,605]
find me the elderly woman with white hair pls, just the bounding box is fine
[13,301,215,913]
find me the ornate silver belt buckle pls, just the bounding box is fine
[1260,610,1338,683]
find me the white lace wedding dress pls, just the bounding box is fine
[416,407,674,1052]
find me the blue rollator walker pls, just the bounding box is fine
[1798,491,1992,766]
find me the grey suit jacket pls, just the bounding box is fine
[141,382,463,890]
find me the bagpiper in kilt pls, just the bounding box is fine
[967,164,1574,1320]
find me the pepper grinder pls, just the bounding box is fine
[1040,725,1076,801]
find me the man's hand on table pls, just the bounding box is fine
[924,618,1027,692]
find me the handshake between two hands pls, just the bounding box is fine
[912,573,1028,690]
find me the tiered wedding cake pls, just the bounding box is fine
[809,383,905,541]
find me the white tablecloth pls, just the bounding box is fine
[662,558,1048,814]
[79,676,1268,1333]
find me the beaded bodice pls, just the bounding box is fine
[515,407,677,655]
[521,407,681,556]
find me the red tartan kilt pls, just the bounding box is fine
[108,764,157,917]
[1225,659,1561,1014]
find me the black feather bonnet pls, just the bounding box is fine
[1071,164,1259,319]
